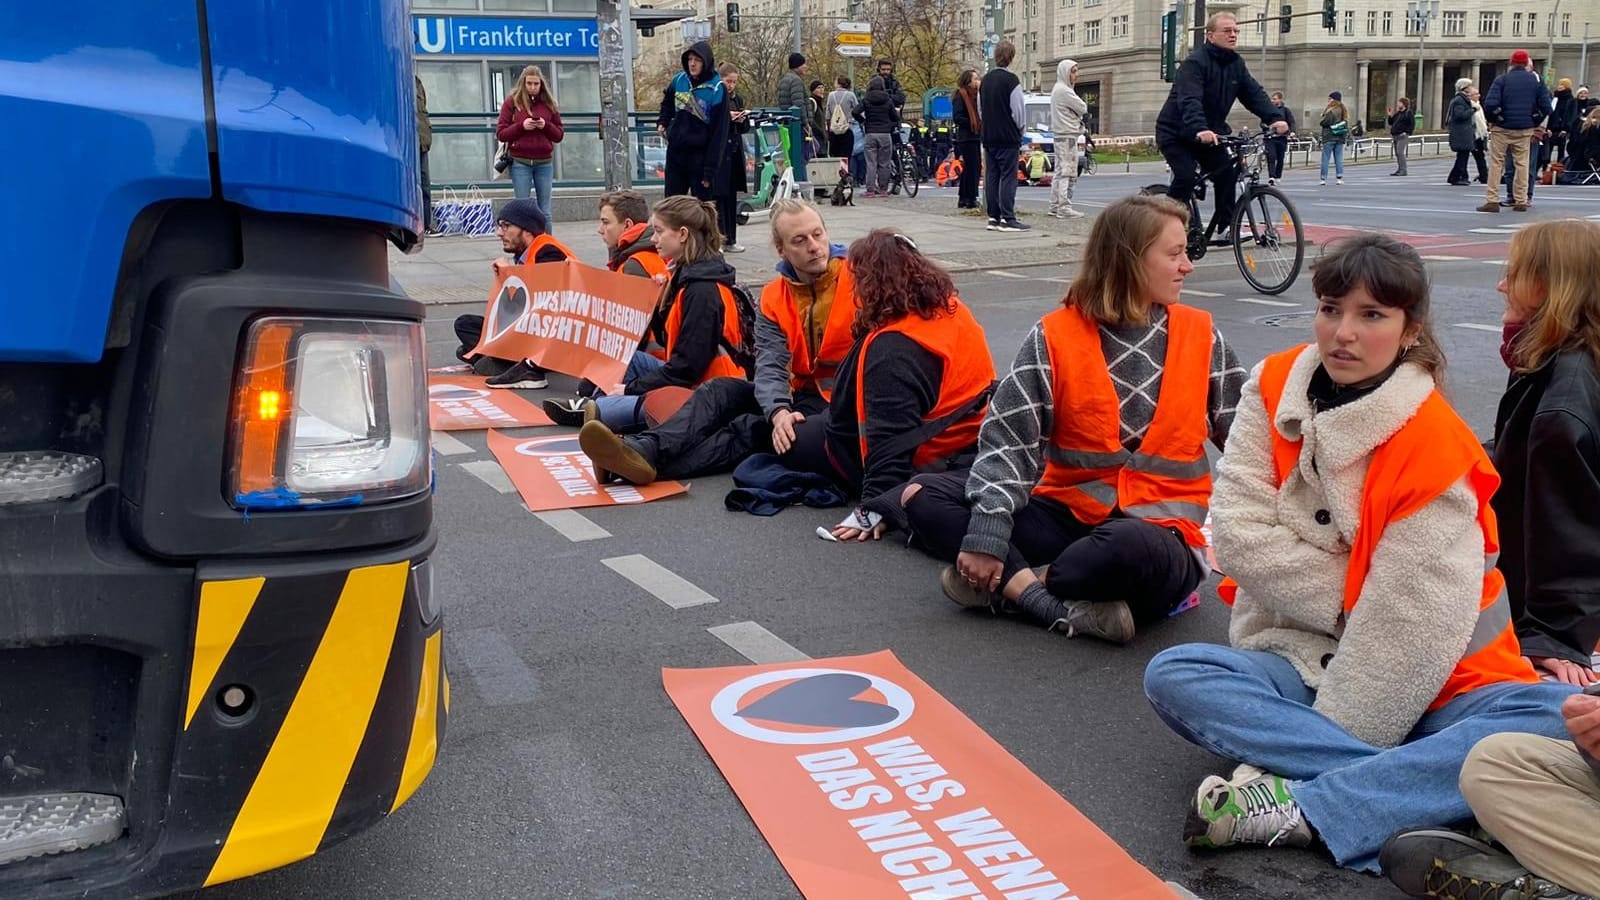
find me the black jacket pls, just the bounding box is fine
[952,88,981,143]
[1569,126,1600,171]
[878,72,907,110]
[1490,349,1600,666]
[657,41,730,183]
[825,333,947,505]
[1387,107,1415,136]
[717,90,750,194]
[1265,102,1295,142]
[979,68,1023,148]
[629,257,737,394]
[1447,92,1477,153]
[855,88,900,134]
[1551,88,1579,135]
[1155,41,1279,144]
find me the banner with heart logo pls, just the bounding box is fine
[663,650,1176,900]
[471,259,665,391]
[486,429,687,511]
[428,375,554,431]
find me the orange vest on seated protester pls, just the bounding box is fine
[609,225,669,280]
[1218,346,1539,710]
[663,283,747,384]
[759,262,859,401]
[523,233,575,262]
[1033,303,1215,550]
[853,298,996,471]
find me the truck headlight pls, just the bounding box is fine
[228,317,428,509]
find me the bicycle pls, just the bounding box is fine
[889,141,921,198]
[1145,127,1305,295]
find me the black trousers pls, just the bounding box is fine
[1160,139,1237,233]
[640,378,829,480]
[902,471,1204,624]
[827,132,854,159]
[664,151,712,199]
[420,149,433,231]
[1449,150,1472,183]
[1263,138,1287,179]
[1472,140,1489,182]
[983,145,1019,222]
[956,140,981,208]
[714,191,738,245]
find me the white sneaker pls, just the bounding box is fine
[1336,177,1344,185]
[1319,179,1326,186]
[725,243,746,253]
[985,219,1000,231]
[1061,208,1086,218]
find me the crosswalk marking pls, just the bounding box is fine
[708,622,811,664]
[460,460,516,494]
[985,269,1030,279]
[1453,323,1502,333]
[533,509,612,542]
[431,431,473,456]
[603,554,719,609]
[1234,297,1298,307]
[1181,288,1224,298]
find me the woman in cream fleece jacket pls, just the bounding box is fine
[1143,234,1575,875]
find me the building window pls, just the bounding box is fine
[1084,18,1101,44]
[1025,0,1038,18]
[1367,10,1377,35]
[1405,11,1424,36]
[1479,11,1500,36]
[1027,30,1038,52]
[1441,11,1464,36]
[1512,12,1521,36]
[1084,0,1101,7]
[1061,0,1075,7]
[1563,13,1571,36]
[1343,10,1354,35]
[1527,12,1537,37]
[1111,14,1128,38]
[1382,10,1392,35]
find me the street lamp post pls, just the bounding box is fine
[1407,1,1438,121]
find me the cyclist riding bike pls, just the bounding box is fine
[1155,12,1287,235]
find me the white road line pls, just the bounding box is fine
[1234,297,1298,307]
[602,554,719,609]
[452,628,539,707]
[985,269,1030,279]
[431,431,473,456]
[460,460,516,493]
[533,509,612,542]
[1453,323,1502,333]
[1419,255,1471,261]
[1480,259,1508,266]
[1469,227,1520,235]
[1181,288,1225,298]
[708,622,812,664]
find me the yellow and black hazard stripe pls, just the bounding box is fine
[167,556,446,889]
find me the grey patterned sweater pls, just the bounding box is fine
[962,305,1246,558]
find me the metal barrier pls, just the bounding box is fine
[1284,133,1455,169]
[427,110,666,190]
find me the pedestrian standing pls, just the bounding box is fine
[1579,86,1598,116]
[1318,92,1348,185]
[657,41,729,201]
[1264,91,1295,185]
[415,75,437,235]
[1470,85,1490,182]
[1048,59,1087,218]
[1551,78,1579,164]
[980,42,1028,231]
[808,81,828,157]
[825,76,858,159]
[1446,79,1477,185]
[776,53,811,161]
[1387,97,1415,176]
[855,76,898,197]
[496,65,565,229]
[1478,49,1551,213]
[951,69,983,211]
[714,62,750,252]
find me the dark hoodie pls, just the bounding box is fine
[856,82,900,134]
[657,41,730,184]
[628,256,739,394]
[607,222,662,279]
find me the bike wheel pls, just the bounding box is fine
[1232,185,1303,295]
[898,148,920,197]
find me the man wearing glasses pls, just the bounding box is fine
[451,198,574,389]
[1155,12,1286,237]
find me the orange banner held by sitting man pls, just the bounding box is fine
[471,259,664,390]
[663,650,1178,900]
[486,429,686,512]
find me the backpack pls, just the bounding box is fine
[829,100,851,135]
[719,283,760,378]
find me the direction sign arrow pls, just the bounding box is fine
[834,43,873,57]
[836,31,872,44]
[836,21,872,33]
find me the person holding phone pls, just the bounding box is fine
[496,65,564,230]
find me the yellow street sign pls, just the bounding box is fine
[836,32,872,45]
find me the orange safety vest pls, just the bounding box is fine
[664,282,747,384]
[523,233,575,262]
[758,262,858,401]
[610,223,670,280]
[1222,346,1539,709]
[854,298,996,471]
[936,159,961,185]
[1033,304,1215,549]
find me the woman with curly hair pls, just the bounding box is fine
[896,194,1246,644]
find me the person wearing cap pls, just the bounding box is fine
[776,53,811,158]
[452,198,575,390]
[1478,49,1551,213]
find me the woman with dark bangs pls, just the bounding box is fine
[805,229,997,542]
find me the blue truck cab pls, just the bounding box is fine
[0,3,445,896]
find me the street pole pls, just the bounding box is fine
[793,0,802,53]
[1582,22,1591,85]
[597,0,631,189]
[1547,0,1563,82]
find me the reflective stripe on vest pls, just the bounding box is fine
[665,282,746,384]
[854,298,996,472]
[1245,345,1539,709]
[758,262,858,402]
[1034,304,1216,548]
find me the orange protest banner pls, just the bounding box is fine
[429,376,554,431]
[471,259,664,390]
[486,429,687,512]
[664,650,1177,900]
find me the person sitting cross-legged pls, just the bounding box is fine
[453,198,573,388]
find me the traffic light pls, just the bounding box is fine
[1280,4,1292,33]
[1321,0,1336,30]
[1160,10,1178,83]
[640,2,655,37]
[726,1,740,32]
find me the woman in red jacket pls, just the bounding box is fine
[496,65,564,231]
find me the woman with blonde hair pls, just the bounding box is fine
[1490,219,1600,685]
[496,65,564,226]
[897,195,1245,644]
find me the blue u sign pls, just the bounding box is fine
[414,15,602,56]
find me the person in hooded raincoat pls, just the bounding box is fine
[657,41,730,201]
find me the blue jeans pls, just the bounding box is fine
[510,160,555,231]
[1143,643,1576,873]
[1319,140,1345,179]
[591,352,665,433]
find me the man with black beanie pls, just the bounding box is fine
[979,41,1028,231]
[452,198,575,389]
[777,53,811,153]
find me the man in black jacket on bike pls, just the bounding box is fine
[1156,12,1286,236]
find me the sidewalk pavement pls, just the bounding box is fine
[390,190,1092,305]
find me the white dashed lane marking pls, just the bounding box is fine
[1181,288,1224,298]
[1234,297,1298,307]
[461,460,516,493]
[708,622,812,664]
[985,269,1030,279]
[1453,323,1502,333]
[432,431,473,456]
[603,554,719,609]
[533,509,612,542]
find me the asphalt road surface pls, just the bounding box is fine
[188,155,1597,900]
